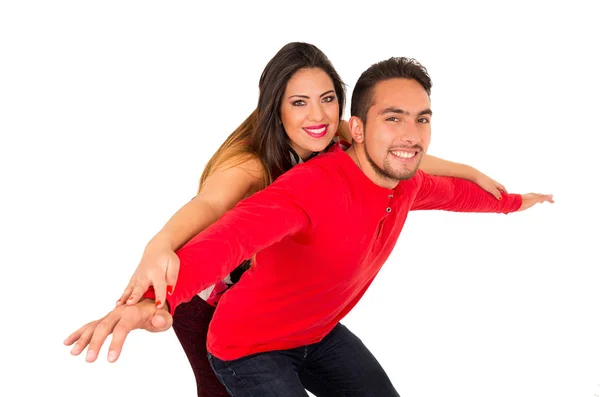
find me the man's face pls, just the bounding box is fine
[362,78,432,182]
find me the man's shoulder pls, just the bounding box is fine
[274,150,349,193]
[293,145,347,172]
[312,142,351,167]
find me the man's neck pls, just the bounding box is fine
[345,146,399,189]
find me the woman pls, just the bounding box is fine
[67,42,505,396]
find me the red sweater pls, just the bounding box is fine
[147,146,522,360]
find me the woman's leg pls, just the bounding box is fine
[172,295,230,397]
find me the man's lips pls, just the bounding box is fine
[390,149,417,159]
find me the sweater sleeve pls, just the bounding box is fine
[144,163,337,315]
[410,170,522,213]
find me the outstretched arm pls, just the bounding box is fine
[117,154,264,308]
[418,154,507,199]
[144,164,337,315]
[411,171,552,213]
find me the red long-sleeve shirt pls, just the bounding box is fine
[148,146,522,360]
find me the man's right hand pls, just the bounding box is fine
[64,299,173,363]
[518,193,554,211]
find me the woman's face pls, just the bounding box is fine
[280,68,340,160]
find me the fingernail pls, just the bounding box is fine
[108,351,117,362]
[86,349,96,362]
[155,300,162,308]
[167,285,174,295]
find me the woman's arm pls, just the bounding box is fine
[418,154,507,199]
[336,120,353,143]
[338,120,505,199]
[117,154,265,308]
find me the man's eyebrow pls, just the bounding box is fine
[379,107,432,116]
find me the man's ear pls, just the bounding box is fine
[348,116,365,144]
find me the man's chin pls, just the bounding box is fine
[387,164,420,181]
[396,170,419,181]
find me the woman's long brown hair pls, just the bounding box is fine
[197,42,346,193]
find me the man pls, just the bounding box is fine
[66,57,552,396]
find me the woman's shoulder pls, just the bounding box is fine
[204,150,267,196]
[217,150,265,176]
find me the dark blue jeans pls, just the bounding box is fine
[208,323,400,396]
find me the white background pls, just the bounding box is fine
[1,1,598,396]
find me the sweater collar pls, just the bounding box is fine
[288,136,342,166]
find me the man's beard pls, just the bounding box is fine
[364,129,423,182]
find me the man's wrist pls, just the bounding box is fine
[140,297,171,313]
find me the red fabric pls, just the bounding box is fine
[145,146,521,360]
